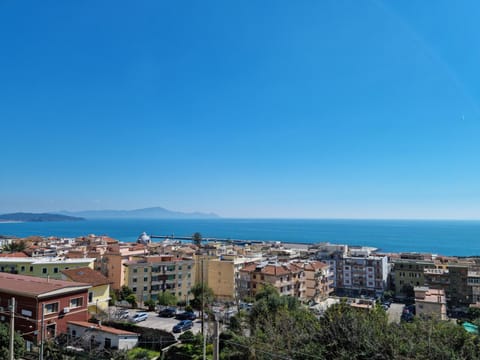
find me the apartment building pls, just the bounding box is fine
[102,243,147,290]
[414,286,447,320]
[238,261,306,300]
[123,255,195,304]
[297,260,333,302]
[207,255,261,301]
[0,256,95,279]
[315,245,388,298]
[0,273,90,351]
[468,271,480,304]
[392,255,435,297]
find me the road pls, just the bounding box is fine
[387,303,404,324]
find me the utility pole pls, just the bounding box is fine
[213,318,219,360]
[9,297,15,360]
[201,257,204,336]
[39,304,44,360]
[201,256,206,360]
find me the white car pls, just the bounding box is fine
[131,312,148,322]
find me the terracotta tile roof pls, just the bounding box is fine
[240,263,292,276]
[240,263,257,273]
[68,321,139,336]
[0,252,28,258]
[262,264,291,276]
[0,273,90,297]
[303,261,328,271]
[61,267,110,286]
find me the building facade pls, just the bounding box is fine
[0,273,90,351]
[124,255,195,304]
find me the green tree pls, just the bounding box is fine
[125,294,137,308]
[157,292,178,306]
[118,285,134,301]
[144,298,156,311]
[190,283,214,310]
[3,240,26,253]
[192,232,202,247]
[0,323,25,359]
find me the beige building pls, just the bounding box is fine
[207,255,261,301]
[296,260,333,302]
[238,261,306,300]
[123,255,195,304]
[393,256,435,297]
[414,286,447,320]
[102,243,147,290]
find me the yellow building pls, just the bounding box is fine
[0,256,95,279]
[103,244,147,290]
[61,267,112,314]
[206,256,254,301]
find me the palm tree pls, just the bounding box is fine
[192,232,202,247]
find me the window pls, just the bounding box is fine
[70,297,83,308]
[144,268,148,273]
[104,338,111,349]
[143,277,148,282]
[20,266,25,272]
[133,278,137,283]
[44,302,59,314]
[46,324,56,339]
[88,292,93,303]
[53,267,58,274]
[42,268,47,274]
[133,269,138,273]
[132,287,137,292]
[29,266,33,272]
[143,286,147,291]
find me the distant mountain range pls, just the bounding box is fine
[59,206,220,219]
[0,212,84,222]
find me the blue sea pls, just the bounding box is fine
[1,218,480,256]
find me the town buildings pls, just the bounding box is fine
[314,245,388,298]
[61,267,111,314]
[0,272,90,351]
[67,321,139,350]
[123,255,195,304]
[414,286,447,320]
[207,255,252,301]
[238,259,331,302]
[0,255,96,279]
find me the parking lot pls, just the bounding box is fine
[109,307,204,338]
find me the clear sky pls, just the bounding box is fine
[1,0,480,219]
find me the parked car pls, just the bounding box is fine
[175,311,197,320]
[116,309,130,319]
[131,312,148,322]
[159,307,177,317]
[173,320,193,333]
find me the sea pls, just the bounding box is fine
[1,218,480,257]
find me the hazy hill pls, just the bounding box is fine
[60,206,220,219]
[0,212,84,222]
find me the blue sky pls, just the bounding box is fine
[1,0,480,219]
